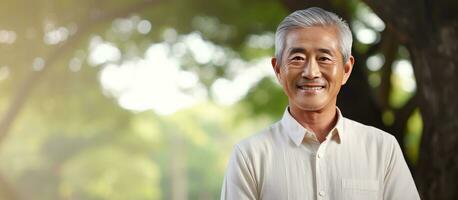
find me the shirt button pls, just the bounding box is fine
[317,153,322,158]
[319,191,326,197]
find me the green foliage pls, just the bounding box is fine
[0,0,423,199]
[61,146,161,200]
[405,109,422,164]
[242,77,288,119]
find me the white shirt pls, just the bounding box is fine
[221,107,420,200]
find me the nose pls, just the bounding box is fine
[301,60,321,79]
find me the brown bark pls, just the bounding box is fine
[410,40,458,200]
[338,49,385,129]
[378,30,398,110]
[362,0,458,199]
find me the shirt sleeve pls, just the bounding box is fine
[383,136,420,200]
[221,145,258,200]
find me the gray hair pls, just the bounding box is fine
[275,7,353,63]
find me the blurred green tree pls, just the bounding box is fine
[0,0,456,199]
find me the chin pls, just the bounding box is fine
[297,104,326,111]
[287,91,335,112]
[291,100,328,112]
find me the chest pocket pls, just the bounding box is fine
[342,179,379,200]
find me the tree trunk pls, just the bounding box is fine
[362,0,458,199]
[410,29,458,200]
[170,135,188,200]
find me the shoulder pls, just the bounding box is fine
[233,121,283,158]
[343,118,401,170]
[343,118,397,147]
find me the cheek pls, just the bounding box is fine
[280,69,297,92]
[325,66,344,83]
[284,67,299,80]
[327,66,339,76]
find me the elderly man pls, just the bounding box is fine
[220,7,420,200]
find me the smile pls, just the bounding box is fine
[296,85,325,95]
[297,86,325,90]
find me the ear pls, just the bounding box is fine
[271,57,282,82]
[341,56,354,85]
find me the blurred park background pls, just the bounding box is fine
[0,0,457,199]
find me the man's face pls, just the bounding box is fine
[272,26,353,112]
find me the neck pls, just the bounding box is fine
[289,105,338,143]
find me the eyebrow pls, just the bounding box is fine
[287,47,335,56]
[287,47,306,56]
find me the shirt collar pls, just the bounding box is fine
[280,106,345,146]
[333,107,344,143]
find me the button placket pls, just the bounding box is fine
[318,191,326,197]
[316,139,331,200]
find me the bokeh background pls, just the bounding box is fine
[0,0,457,199]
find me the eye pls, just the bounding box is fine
[287,55,306,68]
[318,56,330,61]
[291,56,305,61]
[318,56,333,63]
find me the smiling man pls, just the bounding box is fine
[221,7,420,200]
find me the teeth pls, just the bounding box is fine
[299,86,323,90]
